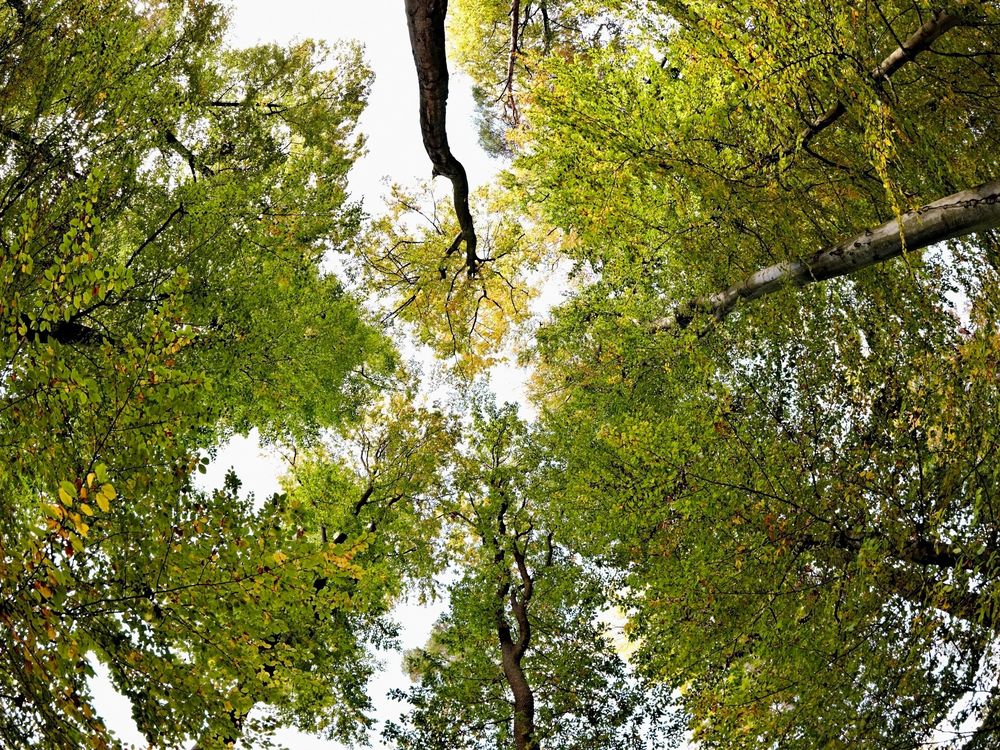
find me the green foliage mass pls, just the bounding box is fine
[0,0,400,747]
[6,0,1000,749]
[487,1,1000,748]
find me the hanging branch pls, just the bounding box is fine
[403,0,480,275]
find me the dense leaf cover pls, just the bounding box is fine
[0,1,397,746]
[3,0,1000,749]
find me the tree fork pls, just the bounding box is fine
[653,179,1000,331]
[768,8,964,165]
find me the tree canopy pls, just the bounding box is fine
[3,0,1000,749]
[0,0,396,746]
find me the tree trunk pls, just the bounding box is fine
[653,179,1000,331]
[499,635,538,750]
[402,0,479,274]
[491,500,539,750]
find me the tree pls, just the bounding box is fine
[8,0,1000,747]
[446,0,1000,748]
[468,3,998,748]
[385,402,678,750]
[352,180,556,371]
[0,1,397,746]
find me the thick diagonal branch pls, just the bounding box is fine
[652,180,1000,331]
[769,9,962,164]
[403,0,480,275]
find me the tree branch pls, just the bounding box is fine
[652,179,1000,331]
[403,0,480,275]
[4,0,25,23]
[502,0,522,125]
[767,9,963,165]
[156,124,215,179]
[509,544,533,658]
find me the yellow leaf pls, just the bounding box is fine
[100,483,116,501]
[79,503,93,517]
[271,551,288,565]
[86,472,95,488]
[58,487,73,507]
[95,494,109,514]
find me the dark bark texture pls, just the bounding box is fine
[491,498,539,750]
[403,0,480,274]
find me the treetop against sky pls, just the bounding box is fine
[1,1,999,749]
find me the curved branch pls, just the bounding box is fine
[403,0,480,275]
[653,179,1000,331]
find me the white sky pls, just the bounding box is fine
[224,0,501,208]
[91,2,505,748]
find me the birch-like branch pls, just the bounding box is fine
[768,8,963,164]
[652,179,1000,331]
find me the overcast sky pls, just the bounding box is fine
[91,2,502,748]
[228,0,500,205]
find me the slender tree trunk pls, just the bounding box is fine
[502,544,538,750]
[653,179,1000,331]
[504,0,522,124]
[491,500,539,750]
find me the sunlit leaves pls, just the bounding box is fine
[498,1,1000,748]
[354,181,545,372]
[0,1,391,747]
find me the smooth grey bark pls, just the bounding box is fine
[652,179,1000,331]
